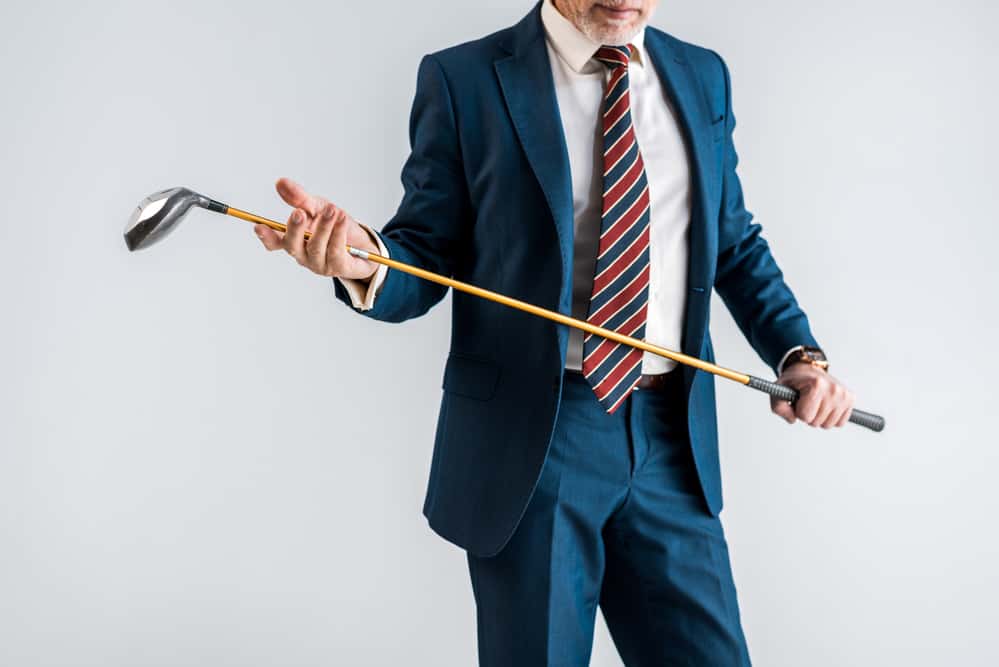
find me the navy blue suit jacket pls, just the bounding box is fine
[333,2,819,557]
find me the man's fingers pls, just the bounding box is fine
[275,177,321,216]
[813,400,836,429]
[819,401,843,428]
[823,404,849,429]
[326,209,351,275]
[307,204,338,271]
[778,367,857,430]
[794,387,820,424]
[836,398,855,427]
[254,224,284,251]
[832,390,856,428]
[771,398,796,424]
[283,209,310,263]
[264,184,362,278]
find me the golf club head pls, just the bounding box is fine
[124,187,226,251]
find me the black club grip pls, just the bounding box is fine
[746,376,885,432]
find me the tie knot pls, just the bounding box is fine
[594,44,635,70]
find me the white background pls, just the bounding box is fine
[1,1,996,665]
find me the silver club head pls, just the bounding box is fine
[124,187,226,251]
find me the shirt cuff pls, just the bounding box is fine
[777,345,805,376]
[334,222,389,311]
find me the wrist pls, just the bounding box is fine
[353,221,381,283]
[780,345,829,374]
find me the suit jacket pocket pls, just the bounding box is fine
[442,353,501,401]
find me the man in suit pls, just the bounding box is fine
[255,0,856,663]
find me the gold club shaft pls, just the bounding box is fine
[226,206,750,385]
[226,204,886,433]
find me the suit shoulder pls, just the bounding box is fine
[647,26,727,82]
[423,23,516,78]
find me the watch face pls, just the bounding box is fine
[802,346,827,362]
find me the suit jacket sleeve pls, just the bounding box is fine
[334,221,390,310]
[331,54,471,322]
[710,51,820,373]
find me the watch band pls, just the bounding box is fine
[777,345,805,375]
[779,345,829,374]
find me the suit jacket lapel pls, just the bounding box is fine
[494,4,575,316]
[644,31,718,360]
[494,10,720,366]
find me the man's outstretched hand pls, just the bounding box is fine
[771,363,856,428]
[254,177,380,281]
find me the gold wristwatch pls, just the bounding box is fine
[785,345,829,372]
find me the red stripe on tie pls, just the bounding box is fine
[585,41,650,413]
[605,370,641,414]
[581,308,648,373]
[604,89,630,129]
[588,270,648,332]
[602,153,646,215]
[592,226,650,296]
[587,263,650,328]
[603,68,627,102]
[596,50,629,67]
[593,346,645,399]
[597,187,649,258]
[592,347,639,398]
[603,126,635,175]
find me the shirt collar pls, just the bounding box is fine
[540,0,647,74]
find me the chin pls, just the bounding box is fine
[589,23,643,46]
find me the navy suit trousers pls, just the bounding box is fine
[467,369,752,666]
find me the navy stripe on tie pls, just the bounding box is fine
[583,43,651,414]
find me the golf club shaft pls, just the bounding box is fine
[225,206,885,432]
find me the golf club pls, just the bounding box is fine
[124,187,886,432]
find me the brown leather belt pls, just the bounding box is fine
[633,369,682,392]
[566,368,681,392]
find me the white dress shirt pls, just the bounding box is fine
[338,1,799,375]
[335,223,389,311]
[540,0,690,374]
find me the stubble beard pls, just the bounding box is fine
[571,7,648,46]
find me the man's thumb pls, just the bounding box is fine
[275,177,317,215]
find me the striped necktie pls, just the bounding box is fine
[582,44,652,414]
